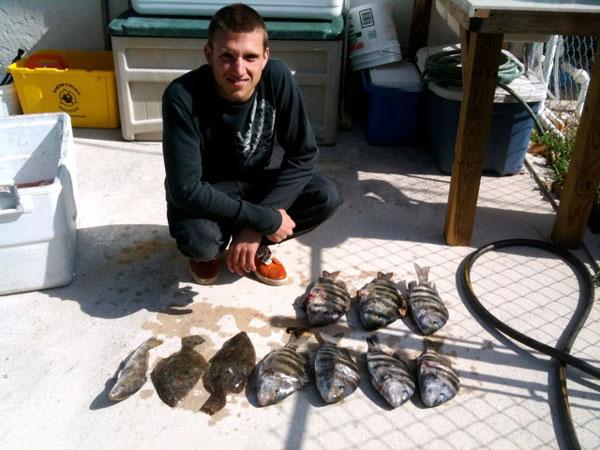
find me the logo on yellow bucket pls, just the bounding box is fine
[53,83,81,113]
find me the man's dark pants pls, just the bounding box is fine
[167,171,343,261]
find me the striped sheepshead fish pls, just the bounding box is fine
[314,332,361,403]
[408,264,449,335]
[255,328,311,406]
[109,337,163,401]
[303,271,351,326]
[417,344,460,407]
[366,335,416,408]
[357,272,408,331]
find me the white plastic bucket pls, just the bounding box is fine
[348,1,402,71]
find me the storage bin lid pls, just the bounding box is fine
[428,74,547,104]
[368,61,423,92]
[109,10,344,40]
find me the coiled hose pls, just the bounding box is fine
[422,49,545,136]
[460,239,599,449]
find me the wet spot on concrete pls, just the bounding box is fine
[117,239,173,264]
[139,389,153,400]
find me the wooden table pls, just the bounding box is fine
[436,0,600,248]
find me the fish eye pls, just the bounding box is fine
[275,388,280,394]
[338,385,344,392]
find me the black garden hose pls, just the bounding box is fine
[460,239,599,450]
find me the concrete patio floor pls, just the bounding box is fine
[1,124,599,449]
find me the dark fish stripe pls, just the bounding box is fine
[314,281,348,295]
[420,355,460,387]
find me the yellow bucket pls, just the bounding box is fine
[8,50,119,128]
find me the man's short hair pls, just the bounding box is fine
[208,3,268,50]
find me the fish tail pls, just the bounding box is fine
[414,263,430,284]
[146,337,163,349]
[200,393,226,416]
[182,335,205,349]
[315,331,343,345]
[286,327,312,347]
[366,334,380,350]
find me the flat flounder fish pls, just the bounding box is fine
[366,335,416,408]
[109,337,163,401]
[151,335,208,407]
[408,264,449,335]
[418,345,459,407]
[200,331,256,415]
[315,333,361,403]
[256,329,311,406]
[303,271,351,326]
[357,272,407,331]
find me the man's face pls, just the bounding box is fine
[205,29,269,103]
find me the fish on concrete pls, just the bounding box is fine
[408,264,449,335]
[200,331,256,415]
[151,335,208,407]
[255,328,311,406]
[366,335,416,408]
[357,272,407,331]
[109,337,163,402]
[417,343,459,407]
[314,332,361,403]
[303,271,351,326]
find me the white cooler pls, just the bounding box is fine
[0,113,77,295]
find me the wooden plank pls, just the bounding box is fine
[408,0,432,58]
[551,41,600,249]
[475,11,600,35]
[444,31,504,246]
[436,0,600,36]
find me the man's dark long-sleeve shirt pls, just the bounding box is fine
[162,58,318,235]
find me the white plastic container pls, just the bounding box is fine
[348,1,402,71]
[0,83,22,116]
[0,113,77,295]
[131,0,343,20]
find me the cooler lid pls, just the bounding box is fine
[368,61,423,92]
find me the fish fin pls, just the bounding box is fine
[407,280,417,292]
[366,334,380,350]
[200,393,226,416]
[379,272,394,280]
[181,335,205,348]
[315,331,343,345]
[286,327,312,347]
[398,301,408,318]
[414,263,430,284]
[145,337,163,349]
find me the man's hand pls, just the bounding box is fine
[266,209,295,243]
[227,228,262,275]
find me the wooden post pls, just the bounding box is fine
[551,40,600,249]
[444,31,504,246]
[408,0,433,58]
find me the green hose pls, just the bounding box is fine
[422,49,545,135]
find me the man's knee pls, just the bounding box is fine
[322,176,343,213]
[313,174,343,216]
[168,209,227,260]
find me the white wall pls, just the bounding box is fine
[0,0,129,79]
[1,0,457,80]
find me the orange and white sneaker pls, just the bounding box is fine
[253,246,288,286]
[189,259,220,285]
